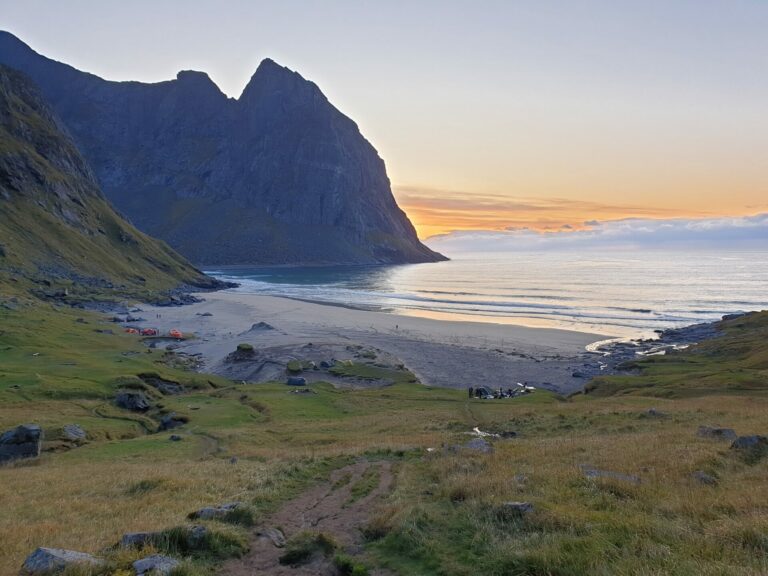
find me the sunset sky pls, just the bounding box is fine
[4,0,767,239]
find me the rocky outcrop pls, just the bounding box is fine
[0,32,446,266]
[0,64,223,295]
[0,423,42,464]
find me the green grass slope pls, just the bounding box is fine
[586,310,768,398]
[0,64,220,301]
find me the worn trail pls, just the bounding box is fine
[220,460,394,576]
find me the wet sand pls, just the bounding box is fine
[138,291,614,394]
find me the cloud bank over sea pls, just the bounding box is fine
[426,214,768,253]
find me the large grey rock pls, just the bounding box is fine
[62,424,86,442]
[133,555,180,576]
[258,527,286,548]
[286,377,307,386]
[159,413,187,431]
[731,435,768,451]
[0,423,42,463]
[115,391,151,412]
[0,32,446,267]
[21,547,102,574]
[697,426,737,441]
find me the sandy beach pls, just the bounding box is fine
[136,291,612,394]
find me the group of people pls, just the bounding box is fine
[467,385,531,399]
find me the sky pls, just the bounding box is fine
[3,0,768,240]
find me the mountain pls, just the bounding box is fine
[0,31,446,266]
[0,64,222,298]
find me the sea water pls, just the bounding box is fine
[207,250,768,338]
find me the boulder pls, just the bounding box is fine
[133,555,180,576]
[286,377,307,386]
[169,434,182,442]
[645,408,666,418]
[21,547,102,574]
[62,424,86,442]
[731,435,768,451]
[0,423,42,463]
[189,502,242,521]
[159,413,187,431]
[115,391,150,412]
[697,426,737,441]
[319,360,334,369]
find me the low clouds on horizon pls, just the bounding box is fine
[425,214,768,253]
[394,186,715,237]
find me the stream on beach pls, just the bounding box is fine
[207,250,768,340]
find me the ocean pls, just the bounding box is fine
[207,250,768,339]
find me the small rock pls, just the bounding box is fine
[697,426,737,441]
[189,502,241,520]
[133,555,180,576]
[496,501,534,519]
[120,532,155,548]
[464,438,493,453]
[645,408,666,418]
[0,423,42,464]
[286,377,307,386]
[258,527,286,548]
[319,360,333,369]
[692,470,718,486]
[21,547,102,574]
[62,424,86,442]
[169,434,182,442]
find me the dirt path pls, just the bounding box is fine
[220,459,395,576]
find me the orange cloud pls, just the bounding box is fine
[394,186,717,238]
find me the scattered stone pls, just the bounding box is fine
[133,555,180,576]
[286,376,307,386]
[115,391,151,412]
[645,408,666,418]
[169,434,182,442]
[697,426,737,441]
[75,318,87,324]
[0,423,42,463]
[95,329,114,335]
[21,547,102,574]
[319,360,334,369]
[580,465,641,484]
[496,501,534,519]
[188,502,242,520]
[247,321,274,331]
[229,456,238,464]
[258,527,286,548]
[692,470,718,486]
[464,438,493,453]
[62,424,86,442]
[196,312,213,317]
[291,388,317,394]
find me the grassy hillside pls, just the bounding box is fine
[0,64,220,302]
[1,305,767,574]
[586,311,768,398]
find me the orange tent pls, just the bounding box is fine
[169,329,183,339]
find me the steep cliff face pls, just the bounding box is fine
[0,64,220,295]
[0,32,446,265]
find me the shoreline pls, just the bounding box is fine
[130,291,610,394]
